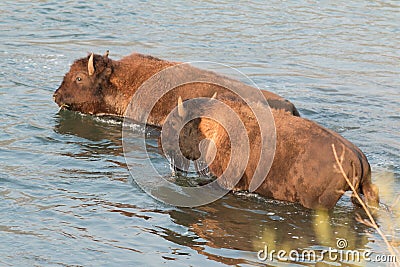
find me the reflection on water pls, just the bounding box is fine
[0,0,399,266]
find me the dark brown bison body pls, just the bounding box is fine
[54,52,300,127]
[160,95,379,210]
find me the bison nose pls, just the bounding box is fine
[53,90,62,104]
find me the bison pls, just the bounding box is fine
[159,94,379,210]
[53,52,300,127]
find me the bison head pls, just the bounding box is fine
[160,95,218,174]
[160,96,201,163]
[53,52,113,115]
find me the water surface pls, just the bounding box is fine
[1,1,399,266]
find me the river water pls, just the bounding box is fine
[1,1,399,266]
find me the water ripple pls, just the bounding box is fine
[0,0,398,266]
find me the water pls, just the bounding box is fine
[1,1,399,266]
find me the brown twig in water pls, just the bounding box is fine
[331,144,399,265]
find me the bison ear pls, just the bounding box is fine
[88,53,95,76]
[177,96,186,118]
[104,67,112,77]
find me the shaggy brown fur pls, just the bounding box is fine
[54,52,300,127]
[160,95,379,210]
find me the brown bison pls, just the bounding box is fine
[160,94,379,210]
[53,52,300,127]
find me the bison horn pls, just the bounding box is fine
[177,96,186,118]
[88,53,95,76]
[211,92,217,99]
[104,50,109,58]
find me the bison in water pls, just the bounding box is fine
[160,94,379,210]
[53,52,300,127]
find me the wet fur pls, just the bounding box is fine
[160,95,379,210]
[54,52,300,127]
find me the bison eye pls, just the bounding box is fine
[76,77,82,82]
